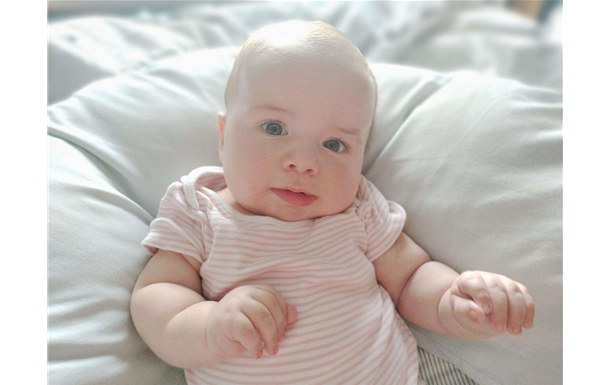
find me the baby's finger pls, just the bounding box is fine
[450,294,487,329]
[256,286,289,323]
[453,271,493,314]
[286,304,298,324]
[518,283,535,328]
[240,300,281,356]
[499,276,526,335]
[482,274,509,332]
[231,313,264,359]
[256,285,298,330]
[251,288,288,340]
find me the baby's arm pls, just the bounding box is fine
[130,249,297,368]
[130,249,220,368]
[372,233,535,339]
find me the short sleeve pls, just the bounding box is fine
[141,181,207,263]
[355,177,407,263]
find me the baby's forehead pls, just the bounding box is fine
[239,35,359,73]
[225,21,376,113]
[241,21,366,71]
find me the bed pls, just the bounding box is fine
[48,1,562,384]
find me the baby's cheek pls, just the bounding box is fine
[328,170,360,210]
[239,145,275,186]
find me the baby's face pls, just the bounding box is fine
[218,42,376,222]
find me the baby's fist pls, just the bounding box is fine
[206,284,298,361]
[448,271,535,337]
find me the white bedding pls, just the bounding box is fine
[48,2,562,385]
[49,1,561,106]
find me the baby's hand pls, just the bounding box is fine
[448,271,535,337]
[206,284,298,360]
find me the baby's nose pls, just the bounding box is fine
[283,148,319,175]
[288,162,317,175]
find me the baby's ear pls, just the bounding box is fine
[217,111,227,162]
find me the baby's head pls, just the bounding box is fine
[217,20,377,222]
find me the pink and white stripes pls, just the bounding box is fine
[142,166,418,385]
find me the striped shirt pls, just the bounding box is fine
[142,166,418,385]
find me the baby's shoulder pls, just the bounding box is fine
[352,175,405,221]
[353,174,378,207]
[177,166,226,211]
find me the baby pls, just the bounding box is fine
[131,20,535,385]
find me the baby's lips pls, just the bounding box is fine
[286,304,298,324]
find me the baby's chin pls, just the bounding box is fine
[250,203,318,222]
[264,200,352,222]
[236,191,356,222]
[271,209,322,222]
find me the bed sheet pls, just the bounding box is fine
[48,1,562,105]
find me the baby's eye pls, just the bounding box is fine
[323,140,348,153]
[262,122,285,136]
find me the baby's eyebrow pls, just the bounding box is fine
[249,105,295,115]
[338,126,365,145]
[337,126,361,136]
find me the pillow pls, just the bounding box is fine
[49,135,184,385]
[367,65,562,385]
[49,1,561,107]
[48,48,234,385]
[48,16,206,105]
[48,49,562,385]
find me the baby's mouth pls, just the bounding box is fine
[271,188,317,207]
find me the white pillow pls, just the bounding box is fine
[48,16,205,105]
[49,2,561,106]
[48,49,562,385]
[48,48,234,385]
[368,65,562,385]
